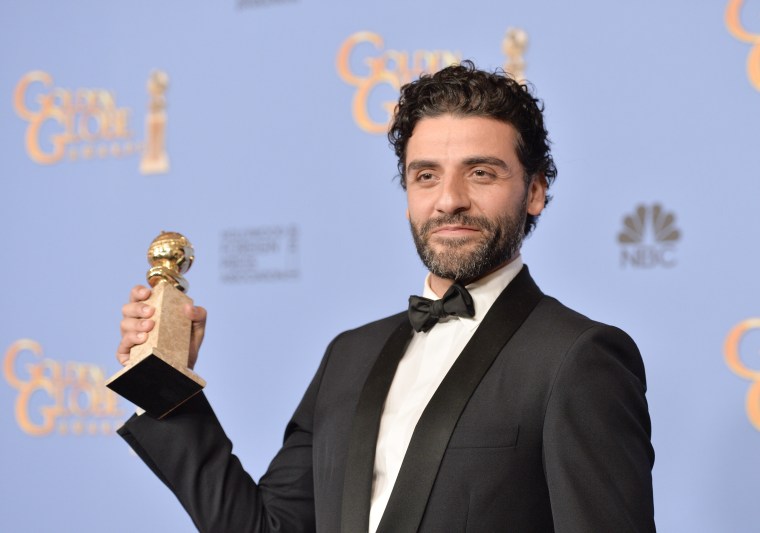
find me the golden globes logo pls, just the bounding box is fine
[12,70,170,174]
[3,339,123,436]
[725,319,760,430]
[336,28,529,134]
[726,0,760,91]
[617,203,681,268]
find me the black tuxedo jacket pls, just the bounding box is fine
[119,267,655,532]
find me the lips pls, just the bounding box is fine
[418,214,493,240]
[431,225,480,237]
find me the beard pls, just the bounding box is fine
[409,197,528,284]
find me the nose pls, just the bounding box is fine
[434,176,471,215]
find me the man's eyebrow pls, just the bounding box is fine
[406,159,441,172]
[462,156,510,170]
[407,156,511,172]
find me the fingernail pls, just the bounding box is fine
[137,332,146,341]
[141,305,150,314]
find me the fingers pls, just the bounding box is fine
[121,301,155,321]
[129,284,152,303]
[184,303,207,325]
[116,334,141,365]
[116,285,155,366]
[116,317,155,363]
[120,317,155,337]
[116,285,208,370]
[120,302,155,335]
[184,304,207,370]
[123,286,154,322]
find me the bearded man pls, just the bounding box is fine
[116,61,656,532]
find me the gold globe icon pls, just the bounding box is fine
[146,231,194,292]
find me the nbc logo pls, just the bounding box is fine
[617,203,682,268]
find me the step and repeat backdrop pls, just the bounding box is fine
[2,0,759,531]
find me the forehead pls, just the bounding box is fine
[406,115,520,162]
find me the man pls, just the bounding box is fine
[116,61,655,532]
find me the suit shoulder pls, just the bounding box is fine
[327,311,408,351]
[534,295,636,344]
[530,295,645,385]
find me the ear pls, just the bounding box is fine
[527,174,547,216]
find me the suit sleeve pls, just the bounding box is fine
[117,342,335,533]
[542,324,656,533]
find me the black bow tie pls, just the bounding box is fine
[408,283,475,333]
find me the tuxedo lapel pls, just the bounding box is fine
[340,319,414,533]
[376,267,543,533]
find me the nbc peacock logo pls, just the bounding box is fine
[617,203,682,268]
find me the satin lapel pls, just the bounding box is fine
[376,267,543,533]
[340,319,414,533]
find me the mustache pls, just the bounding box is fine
[417,213,496,236]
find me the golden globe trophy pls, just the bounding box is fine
[107,231,206,418]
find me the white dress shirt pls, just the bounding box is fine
[368,257,524,533]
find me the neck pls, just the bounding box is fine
[428,255,519,298]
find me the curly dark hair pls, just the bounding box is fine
[388,60,557,236]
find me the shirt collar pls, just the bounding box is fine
[421,255,524,324]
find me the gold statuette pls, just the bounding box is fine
[140,70,170,175]
[503,27,529,83]
[107,231,206,418]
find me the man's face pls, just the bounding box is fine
[405,114,546,284]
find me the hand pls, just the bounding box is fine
[116,284,207,370]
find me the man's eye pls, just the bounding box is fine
[472,169,494,179]
[417,172,434,181]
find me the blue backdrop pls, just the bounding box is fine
[2,1,759,531]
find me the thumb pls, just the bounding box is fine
[184,304,207,370]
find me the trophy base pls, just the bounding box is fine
[107,350,205,419]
